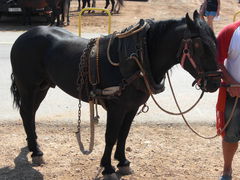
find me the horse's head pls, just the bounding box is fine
[179,10,221,92]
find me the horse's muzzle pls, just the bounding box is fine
[193,71,222,92]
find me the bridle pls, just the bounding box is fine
[133,35,231,139]
[177,37,222,91]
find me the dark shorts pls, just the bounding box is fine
[223,93,240,143]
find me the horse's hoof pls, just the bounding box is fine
[117,166,134,175]
[32,156,45,166]
[103,173,119,180]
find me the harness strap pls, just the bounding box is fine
[89,38,100,86]
[116,19,149,39]
[180,41,197,69]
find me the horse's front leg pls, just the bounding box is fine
[100,106,125,179]
[114,109,137,175]
[110,0,115,14]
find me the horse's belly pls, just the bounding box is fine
[45,56,80,99]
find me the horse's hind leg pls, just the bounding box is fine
[19,84,50,163]
[114,109,137,175]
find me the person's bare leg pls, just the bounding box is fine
[222,140,238,176]
[200,15,205,21]
[207,15,214,30]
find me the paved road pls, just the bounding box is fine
[0,31,219,124]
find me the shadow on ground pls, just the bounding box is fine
[0,147,43,180]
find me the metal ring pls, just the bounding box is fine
[142,104,149,113]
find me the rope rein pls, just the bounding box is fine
[132,54,238,139]
[166,72,239,139]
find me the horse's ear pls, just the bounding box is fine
[185,13,196,30]
[193,10,200,21]
[193,10,204,27]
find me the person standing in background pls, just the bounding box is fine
[204,0,220,30]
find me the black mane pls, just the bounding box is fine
[146,18,185,44]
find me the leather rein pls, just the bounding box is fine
[136,37,237,139]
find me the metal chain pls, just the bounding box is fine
[77,100,82,131]
[76,38,97,155]
[76,38,96,133]
[77,38,97,97]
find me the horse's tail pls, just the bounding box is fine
[117,0,124,6]
[10,73,21,109]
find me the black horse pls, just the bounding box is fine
[18,0,70,26]
[10,11,221,179]
[78,0,123,13]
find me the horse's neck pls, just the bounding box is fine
[148,22,186,83]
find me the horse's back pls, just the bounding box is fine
[10,26,87,95]
[11,26,64,74]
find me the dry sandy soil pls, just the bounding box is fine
[1,0,240,180]
[65,0,240,35]
[2,121,240,180]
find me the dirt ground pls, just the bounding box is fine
[1,0,240,180]
[2,121,240,180]
[64,0,240,35]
